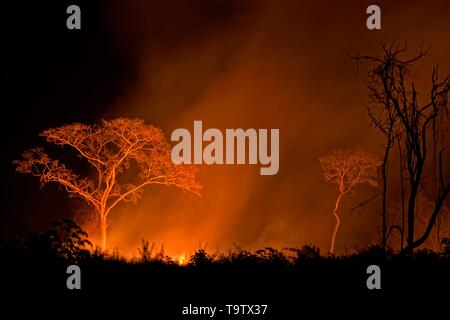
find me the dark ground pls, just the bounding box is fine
[1,220,449,317]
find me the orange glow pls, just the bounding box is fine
[177,253,187,265]
[77,1,450,256]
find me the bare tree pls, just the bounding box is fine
[354,42,450,253]
[320,149,380,254]
[14,118,201,250]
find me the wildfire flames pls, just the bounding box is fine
[177,253,187,265]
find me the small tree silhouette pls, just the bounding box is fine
[320,149,380,254]
[41,219,92,262]
[14,118,201,250]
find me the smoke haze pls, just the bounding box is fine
[78,0,450,257]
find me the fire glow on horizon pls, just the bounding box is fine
[11,1,450,258]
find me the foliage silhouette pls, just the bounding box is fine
[1,220,449,300]
[40,219,92,263]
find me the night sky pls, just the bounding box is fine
[1,0,450,257]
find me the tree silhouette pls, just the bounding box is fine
[320,149,380,254]
[14,118,201,250]
[354,42,450,253]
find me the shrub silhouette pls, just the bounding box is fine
[138,239,154,263]
[255,247,289,266]
[39,219,92,263]
[189,249,214,267]
[287,245,321,264]
[442,237,450,258]
[1,223,449,296]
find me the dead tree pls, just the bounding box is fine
[354,42,450,253]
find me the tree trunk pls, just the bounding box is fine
[405,163,423,253]
[398,140,405,251]
[402,184,450,253]
[380,136,391,251]
[330,193,344,255]
[99,212,107,251]
[406,188,417,252]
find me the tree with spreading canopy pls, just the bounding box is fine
[14,118,201,250]
[320,149,380,254]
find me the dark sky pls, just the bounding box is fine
[1,0,450,256]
